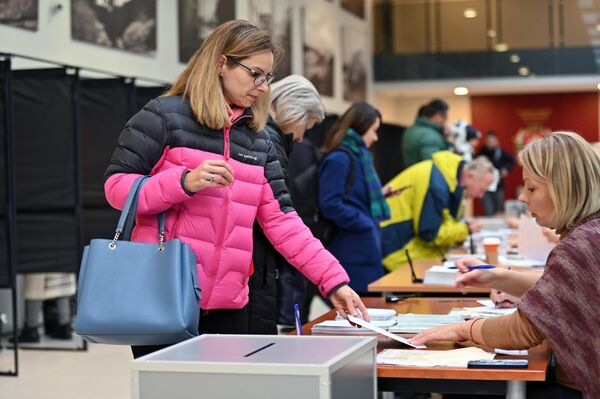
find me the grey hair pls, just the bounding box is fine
[270,74,325,128]
[465,155,495,176]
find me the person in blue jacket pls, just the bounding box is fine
[318,102,390,295]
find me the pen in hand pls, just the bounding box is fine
[448,264,496,270]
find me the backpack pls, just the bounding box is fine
[289,142,355,244]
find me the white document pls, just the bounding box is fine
[348,315,426,349]
[495,348,528,356]
[518,215,555,263]
[477,300,496,307]
[377,347,495,367]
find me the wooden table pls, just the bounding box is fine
[368,259,491,296]
[297,297,549,398]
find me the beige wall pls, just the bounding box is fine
[372,94,472,127]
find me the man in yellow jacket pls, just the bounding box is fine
[381,151,495,271]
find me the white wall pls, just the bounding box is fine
[0,0,373,114]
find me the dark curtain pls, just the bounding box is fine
[0,59,15,287]
[80,78,134,244]
[132,85,168,112]
[12,68,82,273]
[374,122,406,185]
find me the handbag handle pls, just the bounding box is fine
[109,176,166,251]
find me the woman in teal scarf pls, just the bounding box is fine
[318,102,390,294]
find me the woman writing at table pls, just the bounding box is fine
[410,132,600,399]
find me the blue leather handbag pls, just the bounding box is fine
[74,176,201,345]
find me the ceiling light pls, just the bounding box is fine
[453,87,469,96]
[596,24,600,31]
[510,54,520,63]
[596,83,600,90]
[487,30,496,38]
[518,66,530,76]
[463,8,477,18]
[495,43,509,52]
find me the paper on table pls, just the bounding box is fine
[377,347,495,367]
[477,300,496,307]
[348,315,426,349]
[518,214,555,263]
[495,348,528,356]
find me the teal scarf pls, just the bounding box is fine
[341,129,390,221]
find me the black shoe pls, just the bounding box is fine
[10,326,40,343]
[46,323,72,340]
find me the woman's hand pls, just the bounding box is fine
[329,285,370,322]
[184,160,234,193]
[490,289,517,308]
[454,258,499,290]
[542,228,560,244]
[408,322,469,346]
[466,219,482,233]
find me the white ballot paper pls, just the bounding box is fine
[378,347,495,367]
[348,315,426,349]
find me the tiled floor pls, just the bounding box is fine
[0,298,331,399]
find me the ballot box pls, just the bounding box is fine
[132,334,377,399]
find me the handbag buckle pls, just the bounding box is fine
[158,232,165,252]
[109,230,121,250]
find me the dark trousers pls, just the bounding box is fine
[131,306,249,359]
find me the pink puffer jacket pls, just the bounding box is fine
[104,97,349,310]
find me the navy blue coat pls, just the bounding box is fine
[318,149,384,293]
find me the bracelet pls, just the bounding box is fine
[469,318,483,342]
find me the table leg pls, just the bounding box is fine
[506,381,526,399]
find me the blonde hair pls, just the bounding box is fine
[518,131,600,234]
[165,20,282,131]
[270,74,324,129]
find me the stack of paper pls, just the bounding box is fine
[423,265,457,286]
[449,300,517,319]
[377,347,495,368]
[389,313,465,334]
[336,308,396,322]
[498,255,545,268]
[311,318,396,335]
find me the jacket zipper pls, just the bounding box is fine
[205,114,251,307]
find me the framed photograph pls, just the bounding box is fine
[0,0,38,31]
[71,0,156,55]
[248,0,292,79]
[342,0,365,19]
[303,3,335,97]
[178,0,236,63]
[342,24,367,102]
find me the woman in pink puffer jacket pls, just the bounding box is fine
[104,20,368,358]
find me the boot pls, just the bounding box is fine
[11,326,40,343]
[46,323,72,340]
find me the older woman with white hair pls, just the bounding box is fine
[248,74,326,334]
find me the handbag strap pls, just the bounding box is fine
[109,176,166,250]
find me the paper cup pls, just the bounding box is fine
[483,237,501,264]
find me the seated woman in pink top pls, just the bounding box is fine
[103,20,368,358]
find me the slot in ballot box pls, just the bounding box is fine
[132,334,377,399]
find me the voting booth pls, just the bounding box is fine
[132,334,377,399]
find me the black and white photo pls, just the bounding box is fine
[248,0,292,79]
[303,3,335,97]
[342,24,367,101]
[71,0,156,55]
[179,0,236,63]
[0,0,38,31]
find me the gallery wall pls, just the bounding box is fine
[0,0,373,114]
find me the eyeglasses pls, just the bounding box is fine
[229,58,275,87]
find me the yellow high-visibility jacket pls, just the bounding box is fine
[381,151,469,271]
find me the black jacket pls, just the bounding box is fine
[477,146,516,189]
[248,118,305,333]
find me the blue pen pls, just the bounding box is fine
[294,303,303,336]
[449,264,496,270]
